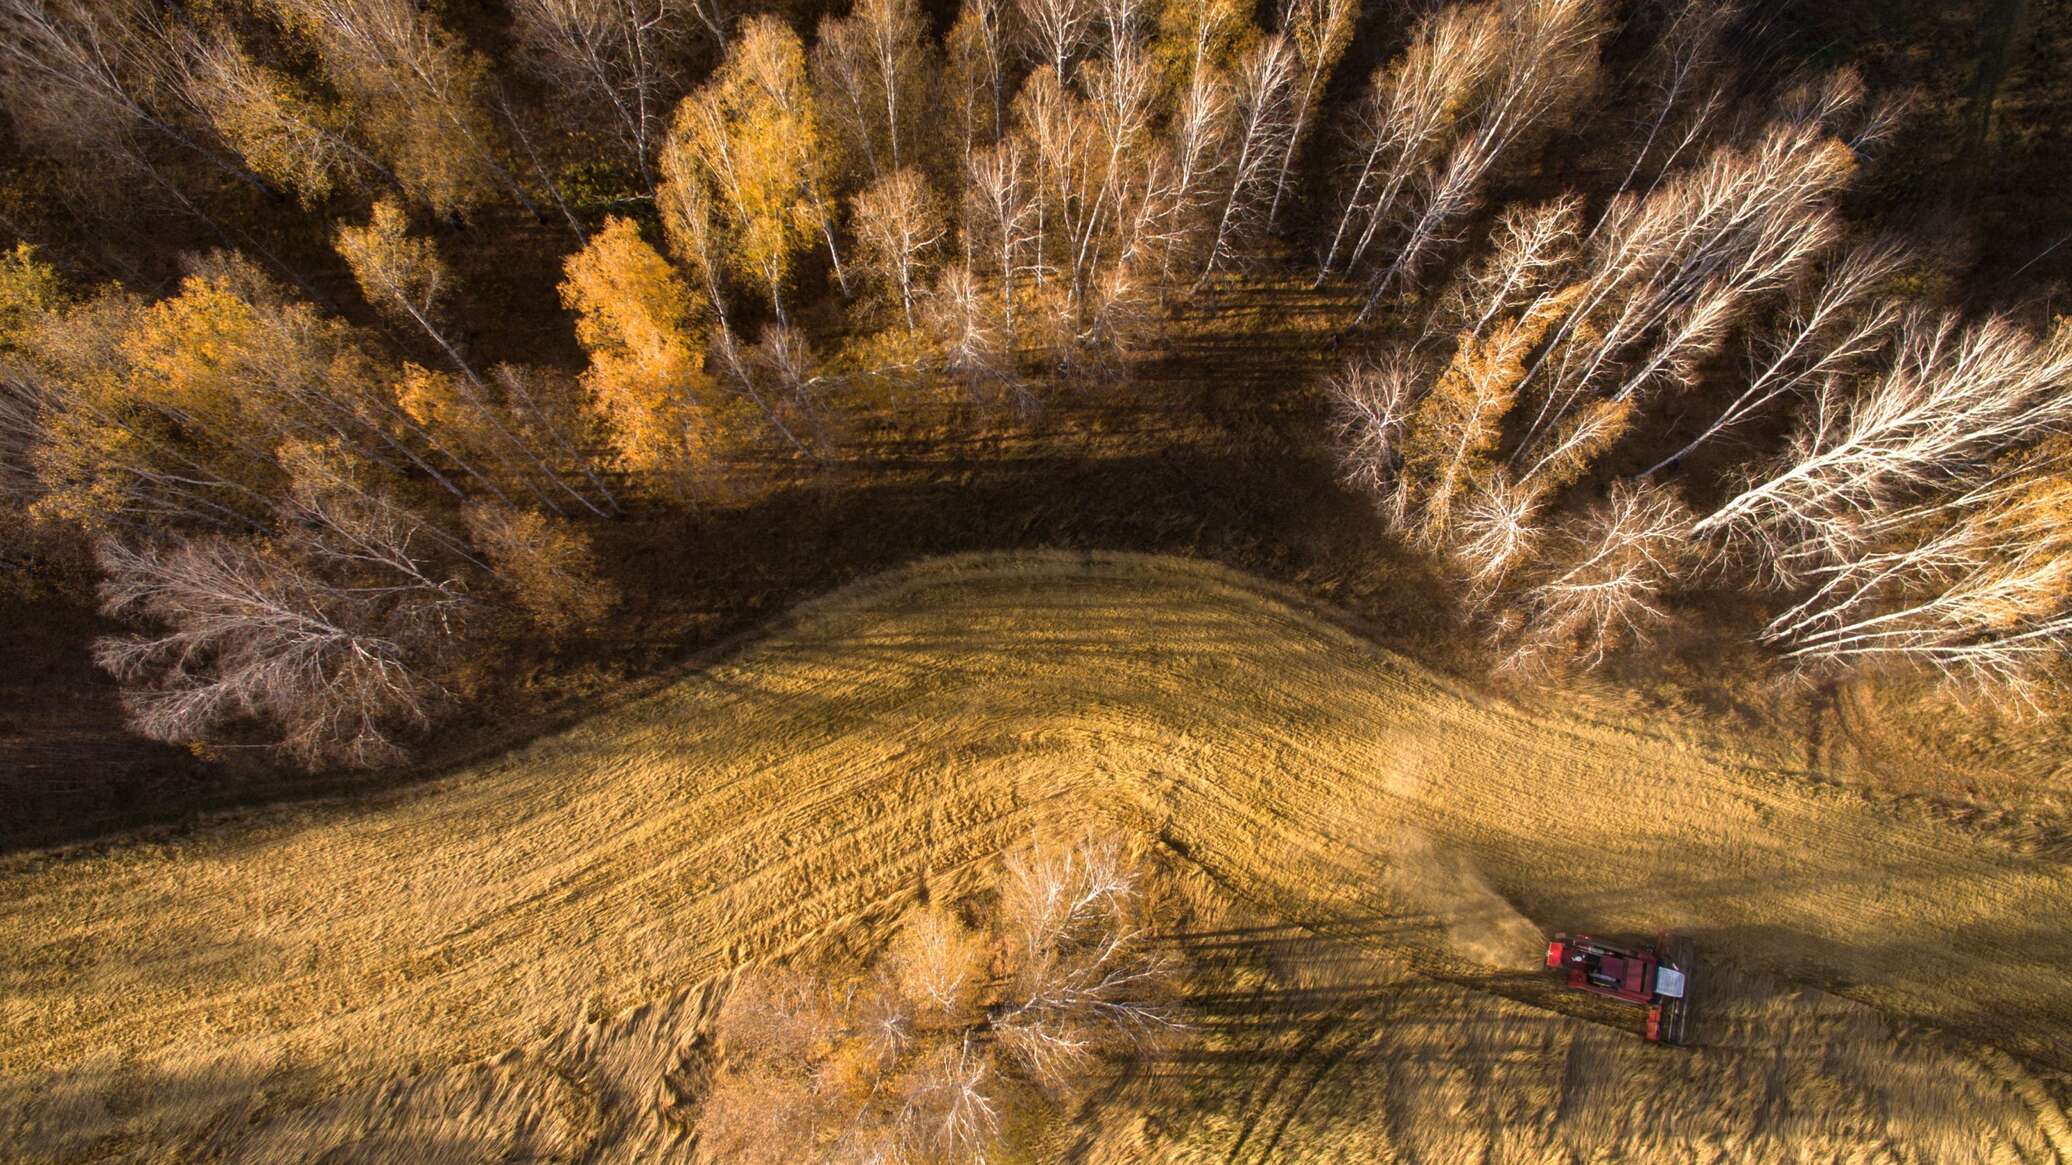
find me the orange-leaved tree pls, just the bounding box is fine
[560,216,724,488]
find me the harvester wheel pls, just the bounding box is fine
[1659,934,1697,1046]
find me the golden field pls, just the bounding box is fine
[3,551,2067,1162]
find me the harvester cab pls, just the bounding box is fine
[1544,932,1696,1045]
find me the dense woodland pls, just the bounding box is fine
[1,0,2069,837]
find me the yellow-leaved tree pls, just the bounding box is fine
[34,272,284,532]
[461,499,618,637]
[1400,285,1581,544]
[560,217,723,487]
[658,15,845,322]
[0,244,74,595]
[22,254,418,534]
[179,29,366,207]
[262,0,507,215]
[343,201,615,518]
[0,243,63,347]
[1150,0,1256,100]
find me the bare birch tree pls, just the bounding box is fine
[812,0,936,183]
[1197,35,1297,281]
[1696,311,2072,571]
[1326,353,1417,525]
[339,201,605,517]
[1756,451,2072,701]
[964,138,1042,334]
[1078,41,1160,304]
[91,456,469,771]
[1265,0,1356,228]
[1014,0,1097,82]
[1320,3,1491,278]
[1511,113,1861,475]
[1353,0,1605,313]
[884,904,989,1025]
[739,322,832,451]
[1609,0,1740,195]
[1157,65,1231,282]
[895,1037,1002,1161]
[0,0,321,224]
[924,263,1032,410]
[0,0,173,166]
[1010,46,1165,349]
[993,832,1178,1096]
[1645,241,1906,473]
[1451,472,1543,590]
[1430,196,1582,341]
[851,169,948,331]
[1498,478,1695,673]
[509,0,699,192]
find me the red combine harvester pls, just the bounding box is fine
[1545,933,1695,1044]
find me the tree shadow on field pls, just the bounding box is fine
[1053,920,1595,1164]
[1136,919,1547,1068]
[1,1056,318,1165]
[1076,907,2072,1164]
[1678,916,2072,1075]
[2,432,1461,857]
[3,1043,605,1165]
[1150,842,2072,1080]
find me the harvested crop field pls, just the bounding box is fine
[3,551,2070,1162]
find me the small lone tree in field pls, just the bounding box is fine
[695,832,1179,1161]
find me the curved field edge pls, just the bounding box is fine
[1,550,2068,1159]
